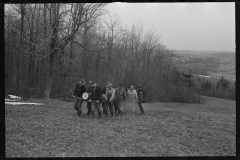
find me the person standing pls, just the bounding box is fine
[86,81,94,115]
[104,82,116,118]
[101,84,107,116]
[127,85,144,115]
[73,79,86,117]
[125,86,130,97]
[89,81,102,118]
[115,84,127,116]
[113,85,119,115]
[137,86,145,115]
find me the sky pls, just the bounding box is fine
[105,2,235,52]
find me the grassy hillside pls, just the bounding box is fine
[5,98,236,157]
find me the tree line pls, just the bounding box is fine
[5,3,234,102]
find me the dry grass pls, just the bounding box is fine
[5,97,236,157]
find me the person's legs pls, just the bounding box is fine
[118,101,123,116]
[109,102,114,117]
[102,102,105,114]
[77,100,83,116]
[90,102,96,117]
[138,102,145,114]
[96,103,102,118]
[114,101,118,115]
[103,102,108,117]
[74,99,79,111]
[87,102,91,115]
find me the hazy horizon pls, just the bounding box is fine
[106,3,235,52]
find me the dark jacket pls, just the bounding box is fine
[137,89,145,103]
[74,84,86,98]
[115,88,126,101]
[87,86,94,93]
[89,86,102,102]
[102,87,107,94]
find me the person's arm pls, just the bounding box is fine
[115,89,118,100]
[137,90,140,100]
[104,88,108,100]
[134,90,139,102]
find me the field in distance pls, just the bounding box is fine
[171,50,235,82]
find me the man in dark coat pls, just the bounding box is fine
[137,86,146,103]
[86,81,94,115]
[89,81,102,118]
[101,85,107,115]
[113,85,119,115]
[73,79,86,117]
[125,86,130,97]
[115,84,127,116]
[137,86,145,115]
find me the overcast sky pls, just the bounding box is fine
[105,2,235,52]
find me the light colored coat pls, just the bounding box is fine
[127,89,138,103]
[106,87,116,101]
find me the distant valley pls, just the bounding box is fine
[171,50,235,83]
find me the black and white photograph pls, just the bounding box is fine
[5,2,235,157]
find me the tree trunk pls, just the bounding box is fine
[44,4,60,99]
[16,4,25,95]
[28,4,36,88]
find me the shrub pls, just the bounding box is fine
[162,84,202,103]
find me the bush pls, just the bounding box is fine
[200,88,235,101]
[162,84,202,104]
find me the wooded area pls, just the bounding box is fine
[5,3,181,101]
[5,3,234,102]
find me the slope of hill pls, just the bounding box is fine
[5,98,236,157]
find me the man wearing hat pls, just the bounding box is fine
[86,81,94,115]
[104,82,116,118]
[88,81,102,118]
[137,86,145,115]
[73,79,86,117]
[101,84,108,115]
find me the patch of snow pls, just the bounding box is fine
[5,102,44,105]
[198,75,210,78]
[8,95,22,99]
[5,99,17,102]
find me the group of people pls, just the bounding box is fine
[73,79,146,118]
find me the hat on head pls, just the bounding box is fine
[79,79,86,84]
[107,82,112,87]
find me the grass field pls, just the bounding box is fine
[5,97,236,157]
